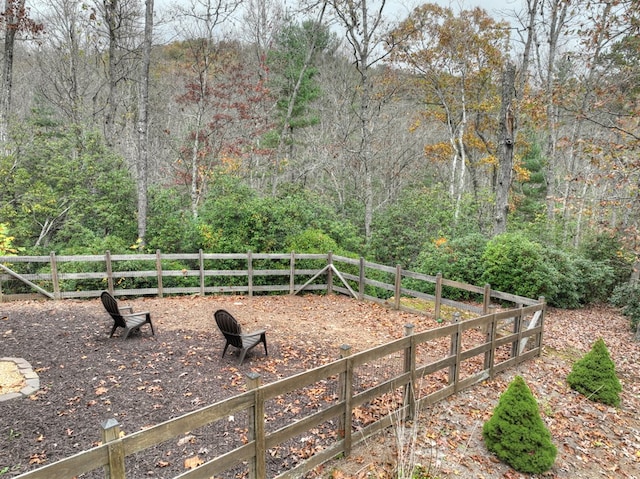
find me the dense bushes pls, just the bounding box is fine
[409,234,488,300]
[610,282,640,332]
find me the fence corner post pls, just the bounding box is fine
[246,372,263,479]
[50,252,60,300]
[199,249,205,296]
[155,249,163,298]
[537,296,546,355]
[289,251,295,295]
[403,323,416,419]
[434,273,442,320]
[449,313,461,388]
[394,265,402,310]
[327,251,334,295]
[338,344,353,455]
[105,250,114,295]
[483,283,491,314]
[247,251,253,297]
[358,257,365,300]
[484,305,498,375]
[101,418,125,479]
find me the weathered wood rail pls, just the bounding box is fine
[0,251,539,314]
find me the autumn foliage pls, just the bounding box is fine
[566,338,622,407]
[482,375,557,474]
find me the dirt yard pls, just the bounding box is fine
[0,294,638,478]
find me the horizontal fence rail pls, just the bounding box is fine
[0,251,539,313]
[2,250,545,478]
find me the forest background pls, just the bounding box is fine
[1,0,640,314]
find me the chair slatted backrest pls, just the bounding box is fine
[214,309,243,348]
[101,291,126,328]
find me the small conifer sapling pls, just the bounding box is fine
[566,337,621,407]
[483,375,557,474]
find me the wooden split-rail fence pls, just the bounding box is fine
[1,251,545,478]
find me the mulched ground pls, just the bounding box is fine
[1,294,639,479]
[0,294,424,478]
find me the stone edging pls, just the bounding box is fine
[0,357,40,402]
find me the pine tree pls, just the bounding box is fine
[483,376,557,474]
[567,338,622,407]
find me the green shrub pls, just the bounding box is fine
[409,233,488,300]
[483,375,557,474]
[566,338,622,407]
[610,282,640,332]
[480,233,559,302]
[578,232,633,288]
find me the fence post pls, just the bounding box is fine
[246,372,264,479]
[482,283,491,314]
[512,307,523,360]
[247,251,253,297]
[198,249,205,296]
[289,252,295,295]
[358,257,365,300]
[484,305,498,374]
[327,252,334,294]
[105,250,114,294]
[403,324,416,419]
[155,250,163,298]
[434,273,442,320]
[449,312,461,387]
[338,344,353,456]
[101,418,125,479]
[536,296,546,355]
[394,265,402,310]
[50,252,60,300]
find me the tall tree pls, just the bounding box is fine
[267,11,332,195]
[0,0,42,144]
[135,0,153,246]
[390,5,510,230]
[494,62,516,235]
[329,0,394,241]
[172,0,242,217]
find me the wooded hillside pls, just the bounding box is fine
[1,0,639,309]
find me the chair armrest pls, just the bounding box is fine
[120,306,134,313]
[122,311,150,319]
[244,329,266,336]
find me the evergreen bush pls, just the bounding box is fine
[482,376,557,474]
[480,233,560,302]
[566,338,622,407]
[610,282,640,333]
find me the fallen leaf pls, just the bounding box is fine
[184,456,203,469]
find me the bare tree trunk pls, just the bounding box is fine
[540,0,569,222]
[136,0,153,246]
[0,0,24,146]
[494,62,516,236]
[331,0,389,242]
[104,0,119,147]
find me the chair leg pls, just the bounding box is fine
[262,335,268,356]
[109,324,118,338]
[146,313,155,335]
[222,342,230,358]
[239,348,248,365]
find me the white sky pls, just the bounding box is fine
[389,0,524,22]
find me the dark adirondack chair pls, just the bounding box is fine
[214,309,267,365]
[101,291,155,339]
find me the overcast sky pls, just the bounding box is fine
[390,0,523,22]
